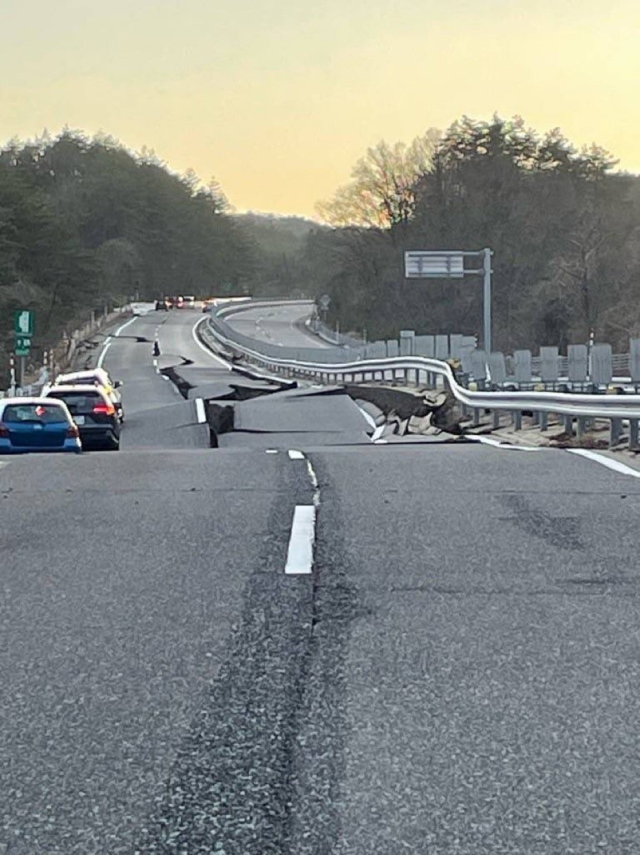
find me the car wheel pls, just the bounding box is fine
[105,435,120,451]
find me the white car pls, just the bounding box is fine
[48,368,124,423]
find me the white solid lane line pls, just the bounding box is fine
[195,398,206,424]
[97,315,139,368]
[191,318,233,370]
[114,316,139,337]
[470,434,640,480]
[96,339,112,368]
[284,506,316,575]
[568,448,640,480]
[371,424,386,442]
[469,436,542,452]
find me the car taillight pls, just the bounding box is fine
[93,402,115,415]
[0,423,8,437]
[66,424,80,438]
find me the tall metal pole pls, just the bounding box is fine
[483,248,492,354]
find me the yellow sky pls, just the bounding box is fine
[1,0,638,216]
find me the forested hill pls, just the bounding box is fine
[0,132,255,379]
[308,116,640,352]
[233,213,324,297]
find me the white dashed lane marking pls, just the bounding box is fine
[284,450,321,575]
[284,506,316,576]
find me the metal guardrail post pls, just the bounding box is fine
[563,415,573,435]
[205,302,640,434]
[540,412,548,432]
[492,410,500,429]
[630,420,639,450]
[513,411,522,430]
[610,418,623,447]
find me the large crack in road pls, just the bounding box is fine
[136,458,360,855]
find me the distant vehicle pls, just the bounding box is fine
[44,385,121,451]
[0,398,81,454]
[183,295,196,308]
[51,368,124,423]
[155,298,169,311]
[174,295,185,309]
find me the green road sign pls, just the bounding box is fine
[16,335,31,350]
[14,310,35,336]
[15,345,30,357]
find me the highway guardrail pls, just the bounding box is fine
[204,301,640,449]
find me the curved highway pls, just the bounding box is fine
[224,301,335,349]
[3,304,640,853]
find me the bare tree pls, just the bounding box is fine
[316,129,441,230]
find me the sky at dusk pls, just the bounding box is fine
[1,0,638,217]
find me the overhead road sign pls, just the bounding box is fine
[404,248,493,354]
[404,252,464,279]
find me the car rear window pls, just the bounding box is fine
[47,391,101,412]
[56,375,101,386]
[3,404,68,424]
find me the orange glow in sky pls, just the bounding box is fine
[1,0,638,216]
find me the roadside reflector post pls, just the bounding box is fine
[9,354,16,396]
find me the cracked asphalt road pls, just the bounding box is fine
[3,309,640,853]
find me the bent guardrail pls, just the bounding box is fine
[204,301,640,449]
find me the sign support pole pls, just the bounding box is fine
[483,248,492,355]
[404,248,494,354]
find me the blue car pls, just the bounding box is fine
[0,398,82,454]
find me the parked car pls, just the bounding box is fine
[51,369,124,423]
[0,398,82,454]
[44,385,121,450]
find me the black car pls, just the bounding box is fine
[155,299,169,311]
[44,385,121,450]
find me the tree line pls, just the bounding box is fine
[0,131,257,385]
[300,115,640,354]
[3,117,639,387]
